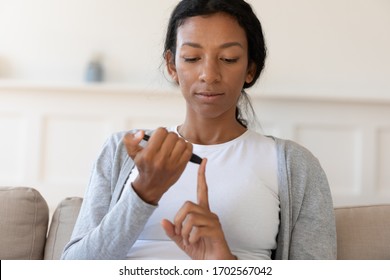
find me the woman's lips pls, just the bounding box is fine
[195,92,224,101]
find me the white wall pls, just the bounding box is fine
[0,0,177,86]
[256,0,390,99]
[0,0,389,99]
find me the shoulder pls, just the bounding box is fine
[270,136,329,197]
[270,137,336,260]
[271,137,331,212]
[271,137,322,169]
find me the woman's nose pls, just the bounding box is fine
[199,59,221,84]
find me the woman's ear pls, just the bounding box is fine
[245,62,257,84]
[165,50,179,84]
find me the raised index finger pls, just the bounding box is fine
[197,158,210,210]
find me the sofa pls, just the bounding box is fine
[0,187,82,260]
[1,186,389,260]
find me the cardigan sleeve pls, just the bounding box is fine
[284,140,337,259]
[61,132,156,259]
[273,137,337,259]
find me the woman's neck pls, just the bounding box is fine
[178,119,247,145]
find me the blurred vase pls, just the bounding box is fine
[85,59,104,82]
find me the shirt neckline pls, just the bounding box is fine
[171,125,252,151]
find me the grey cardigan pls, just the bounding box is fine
[61,130,337,260]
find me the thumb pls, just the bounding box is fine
[161,219,185,248]
[123,130,144,159]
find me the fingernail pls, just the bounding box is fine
[135,130,143,139]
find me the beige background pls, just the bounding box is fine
[0,0,389,98]
[0,0,389,212]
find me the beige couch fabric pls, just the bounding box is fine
[335,204,390,260]
[0,187,49,260]
[44,197,82,260]
[1,186,390,260]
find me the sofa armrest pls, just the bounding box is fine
[335,204,390,260]
[44,197,83,260]
[0,187,49,260]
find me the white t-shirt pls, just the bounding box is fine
[126,127,279,259]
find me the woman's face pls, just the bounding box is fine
[167,12,255,122]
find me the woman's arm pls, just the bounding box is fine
[285,141,337,259]
[61,132,156,259]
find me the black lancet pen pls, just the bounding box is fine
[142,134,202,165]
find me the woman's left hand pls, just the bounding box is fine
[161,159,236,260]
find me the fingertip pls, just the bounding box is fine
[198,157,207,174]
[161,219,175,238]
[161,218,169,226]
[134,130,144,140]
[124,130,144,144]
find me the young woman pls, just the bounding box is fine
[62,0,336,260]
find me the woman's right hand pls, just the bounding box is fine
[123,127,193,205]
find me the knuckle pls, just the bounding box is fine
[183,200,194,209]
[212,214,221,226]
[175,137,186,148]
[173,216,181,225]
[167,131,179,140]
[166,133,181,147]
[186,142,193,152]
[186,213,196,223]
[184,149,193,158]
[154,127,168,138]
[156,127,168,133]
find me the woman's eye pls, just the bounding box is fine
[222,58,239,64]
[183,57,200,63]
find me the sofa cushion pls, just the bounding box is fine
[44,197,83,260]
[335,204,390,259]
[0,187,49,260]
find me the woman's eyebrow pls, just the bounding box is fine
[181,42,202,48]
[181,41,244,49]
[220,42,244,49]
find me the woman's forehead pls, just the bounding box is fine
[176,13,247,47]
